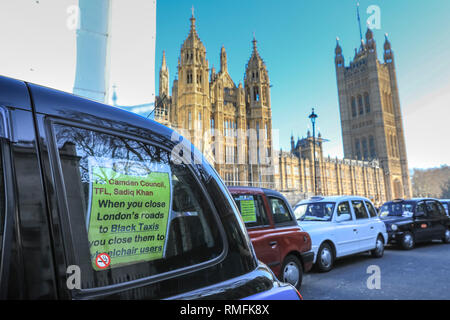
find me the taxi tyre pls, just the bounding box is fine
[316,242,334,273]
[400,231,415,250]
[443,228,450,244]
[371,235,385,258]
[281,255,303,290]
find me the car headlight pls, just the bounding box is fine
[391,224,398,231]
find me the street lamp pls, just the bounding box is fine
[309,108,318,195]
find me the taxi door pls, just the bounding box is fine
[334,201,360,256]
[233,193,282,274]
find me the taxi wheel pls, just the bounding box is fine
[316,243,334,273]
[371,235,385,258]
[281,255,303,290]
[400,231,415,250]
[443,229,450,244]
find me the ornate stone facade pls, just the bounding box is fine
[155,13,274,187]
[335,28,412,200]
[274,133,387,206]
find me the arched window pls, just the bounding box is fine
[186,70,193,84]
[253,87,259,101]
[362,137,369,160]
[364,92,370,113]
[358,95,364,115]
[351,96,357,117]
[369,135,376,159]
[394,135,399,158]
[355,139,361,160]
[390,134,395,157]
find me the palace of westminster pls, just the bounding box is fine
[153,12,412,206]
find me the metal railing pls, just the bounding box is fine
[224,180,276,189]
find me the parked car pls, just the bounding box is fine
[439,199,450,216]
[293,196,388,272]
[379,198,450,249]
[0,75,301,300]
[228,186,313,290]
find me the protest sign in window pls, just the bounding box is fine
[52,124,223,289]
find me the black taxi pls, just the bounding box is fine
[0,75,300,300]
[379,198,450,249]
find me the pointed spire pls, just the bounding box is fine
[365,26,373,41]
[384,33,393,62]
[384,33,391,50]
[250,33,262,61]
[189,5,196,33]
[335,37,342,55]
[220,45,227,73]
[161,50,167,71]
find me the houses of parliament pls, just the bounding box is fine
[154,12,412,206]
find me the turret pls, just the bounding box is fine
[335,37,344,67]
[365,28,376,53]
[159,50,169,96]
[220,46,227,73]
[384,34,394,63]
[244,36,270,108]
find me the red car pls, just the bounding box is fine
[228,186,313,289]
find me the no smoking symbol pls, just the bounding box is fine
[95,253,111,269]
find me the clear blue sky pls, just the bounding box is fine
[155,0,450,169]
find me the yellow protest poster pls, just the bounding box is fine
[86,158,172,270]
[236,195,257,223]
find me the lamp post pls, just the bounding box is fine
[309,108,318,195]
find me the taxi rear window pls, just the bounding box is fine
[232,194,269,227]
[52,123,223,290]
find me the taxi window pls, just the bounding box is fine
[436,202,447,217]
[426,201,441,217]
[365,201,378,218]
[52,124,223,290]
[232,194,269,227]
[337,201,351,217]
[352,200,369,219]
[268,197,293,225]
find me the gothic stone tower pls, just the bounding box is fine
[244,37,274,186]
[155,12,274,186]
[335,28,412,200]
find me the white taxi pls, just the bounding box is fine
[293,196,388,272]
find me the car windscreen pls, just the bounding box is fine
[293,202,335,221]
[380,201,415,217]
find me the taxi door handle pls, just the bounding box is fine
[269,241,277,246]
